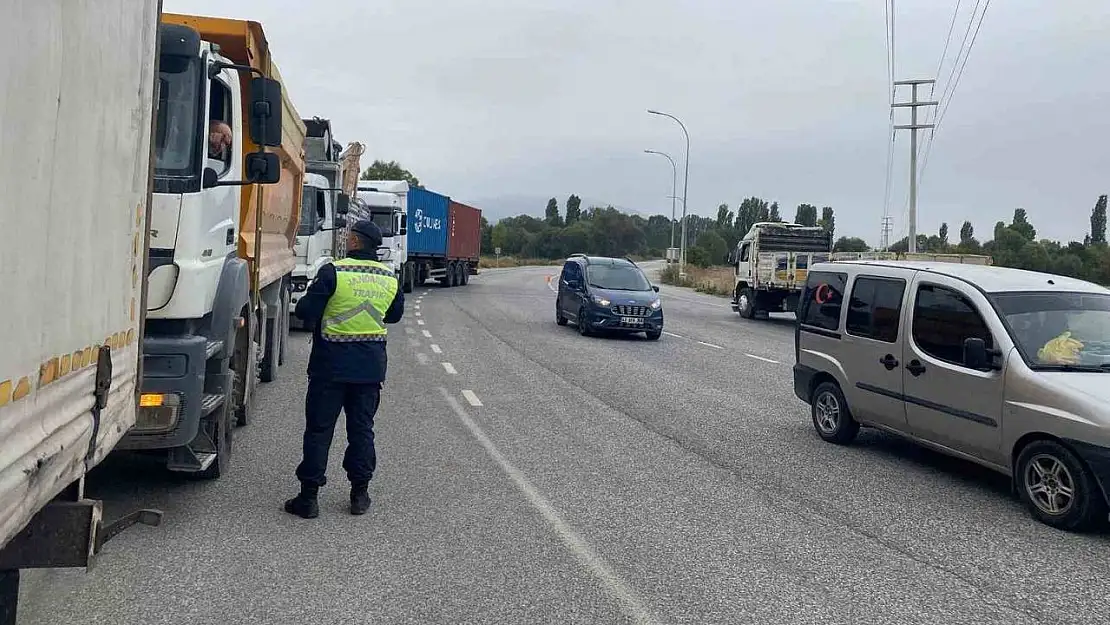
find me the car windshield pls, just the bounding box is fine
[991,291,1110,370]
[586,264,651,291]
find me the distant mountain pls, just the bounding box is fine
[464,194,667,223]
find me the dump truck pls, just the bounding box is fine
[0,0,163,617]
[115,13,301,477]
[729,222,833,319]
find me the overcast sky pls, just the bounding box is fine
[167,0,1109,244]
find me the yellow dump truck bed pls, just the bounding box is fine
[162,13,306,290]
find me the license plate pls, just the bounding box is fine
[621,316,643,325]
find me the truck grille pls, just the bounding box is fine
[612,305,648,317]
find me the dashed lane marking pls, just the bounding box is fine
[422,330,433,338]
[462,390,483,406]
[407,338,420,347]
[430,344,442,354]
[663,331,683,339]
[404,327,416,335]
[697,341,723,350]
[442,362,458,374]
[745,353,780,364]
[416,353,430,365]
[437,388,661,625]
[417,320,426,325]
[415,312,422,317]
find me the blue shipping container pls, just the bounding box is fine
[406,187,450,256]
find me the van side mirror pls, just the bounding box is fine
[245,152,280,184]
[963,337,989,370]
[652,285,660,292]
[248,77,283,147]
[336,193,350,215]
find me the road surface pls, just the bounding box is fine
[18,263,1110,624]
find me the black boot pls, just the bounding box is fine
[284,485,319,519]
[350,482,371,515]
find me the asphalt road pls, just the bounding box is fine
[18,262,1110,624]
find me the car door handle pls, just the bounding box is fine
[879,354,899,370]
[906,359,926,376]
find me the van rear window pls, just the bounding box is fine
[799,271,847,331]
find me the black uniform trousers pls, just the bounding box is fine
[295,378,382,488]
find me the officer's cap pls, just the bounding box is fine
[350,220,383,248]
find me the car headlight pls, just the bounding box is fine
[650,299,661,309]
[593,296,611,306]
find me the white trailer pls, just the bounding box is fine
[0,0,163,618]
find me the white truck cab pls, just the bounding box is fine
[291,173,349,314]
[357,180,410,290]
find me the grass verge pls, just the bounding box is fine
[659,264,734,297]
[477,256,564,269]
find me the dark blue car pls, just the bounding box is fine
[555,255,664,340]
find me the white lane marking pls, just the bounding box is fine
[663,331,683,339]
[415,304,421,310]
[416,352,430,365]
[462,389,483,406]
[430,344,442,354]
[697,341,724,350]
[404,327,415,335]
[745,353,781,364]
[437,388,660,625]
[415,312,422,317]
[407,338,421,347]
[442,362,458,375]
[417,320,426,325]
[422,330,433,338]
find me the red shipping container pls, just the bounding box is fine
[447,200,482,261]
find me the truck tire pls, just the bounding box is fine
[232,325,254,427]
[277,284,290,366]
[259,305,279,383]
[443,262,456,288]
[737,287,756,319]
[402,262,414,293]
[456,263,467,286]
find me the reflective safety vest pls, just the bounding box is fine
[321,258,399,342]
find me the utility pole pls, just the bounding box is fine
[893,79,936,254]
[880,215,893,250]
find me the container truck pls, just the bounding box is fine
[115,13,301,478]
[0,0,163,617]
[291,118,351,327]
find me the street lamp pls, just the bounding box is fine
[647,109,690,274]
[643,149,678,254]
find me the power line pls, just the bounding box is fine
[918,0,992,185]
[880,0,896,231]
[916,0,965,162]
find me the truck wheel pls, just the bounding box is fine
[456,263,467,286]
[737,287,756,319]
[277,284,290,366]
[443,262,456,288]
[259,309,279,383]
[232,327,254,427]
[402,263,414,293]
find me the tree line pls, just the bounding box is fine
[358,160,1110,285]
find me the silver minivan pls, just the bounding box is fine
[793,260,1110,531]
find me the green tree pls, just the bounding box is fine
[565,194,583,224]
[480,216,493,254]
[768,202,782,222]
[696,230,729,266]
[939,223,949,248]
[360,159,420,187]
[1091,195,1107,245]
[716,204,733,229]
[1010,209,1037,242]
[794,203,818,226]
[544,197,562,227]
[818,206,835,239]
[833,237,869,253]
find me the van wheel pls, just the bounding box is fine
[810,381,859,444]
[737,287,756,319]
[577,307,593,336]
[1016,440,1107,531]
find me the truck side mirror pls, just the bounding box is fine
[248,77,283,147]
[336,193,350,215]
[399,214,408,235]
[202,167,219,189]
[245,152,280,184]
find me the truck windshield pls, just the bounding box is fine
[991,291,1110,370]
[369,210,395,237]
[154,57,201,178]
[587,265,652,291]
[299,188,321,236]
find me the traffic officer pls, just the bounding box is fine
[284,220,404,518]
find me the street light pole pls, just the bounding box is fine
[643,149,678,253]
[648,109,690,274]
